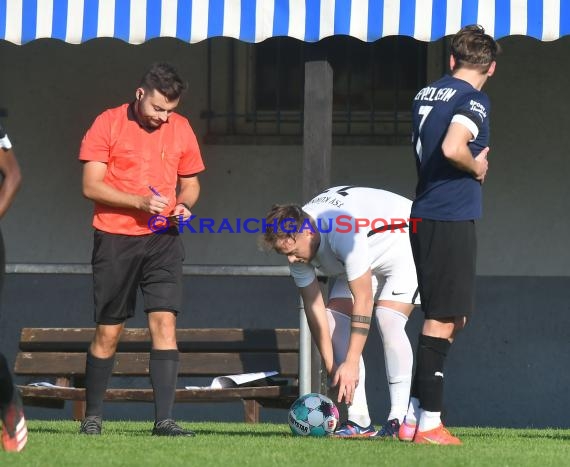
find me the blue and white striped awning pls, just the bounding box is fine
[1,0,569,45]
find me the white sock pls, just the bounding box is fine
[405,397,420,425]
[374,306,413,423]
[326,308,371,427]
[418,410,441,432]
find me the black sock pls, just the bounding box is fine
[0,353,14,406]
[84,350,115,417]
[410,370,420,401]
[150,349,179,422]
[415,334,451,412]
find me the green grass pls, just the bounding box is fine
[1,421,569,467]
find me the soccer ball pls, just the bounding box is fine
[288,393,339,436]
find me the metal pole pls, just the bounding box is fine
[298,295,312,395]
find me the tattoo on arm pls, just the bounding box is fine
[350,326,369,336]
[351,315,371,324]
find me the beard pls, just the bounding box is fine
[134,101,164,130]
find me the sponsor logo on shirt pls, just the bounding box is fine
[469,99,487,121]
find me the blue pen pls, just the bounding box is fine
[148,185,161,197]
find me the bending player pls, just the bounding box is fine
[262,186,419,438]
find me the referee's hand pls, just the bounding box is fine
[142,194,169,214]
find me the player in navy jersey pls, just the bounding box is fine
[403,25,500,445]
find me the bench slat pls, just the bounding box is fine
[18,385,298,404]
[15,352,299,377]
[19,328,299,352]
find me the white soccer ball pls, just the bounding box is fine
[288,393,339,436]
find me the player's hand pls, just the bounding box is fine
[332,360,360,405]
[325,363,338,388]
[141,194,169,214]
[473,147,489,182]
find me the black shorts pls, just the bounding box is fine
[91,229,184,325]
[409,219,476,319]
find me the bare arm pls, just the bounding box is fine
[441,122,489,182]
[171,175,200,220]
[299,278,335,375]
[81,161,167,214]
[0,148,22,219]
[332,269,374,404]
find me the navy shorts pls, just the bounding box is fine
[409,219,476,319]
[91,229,184,325]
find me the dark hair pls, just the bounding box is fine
[261,204,313,249]
[139,62,187,100]
[451,25,501,73]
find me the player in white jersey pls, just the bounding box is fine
[263,186,419,438]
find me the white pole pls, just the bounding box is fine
[298,295,311,395]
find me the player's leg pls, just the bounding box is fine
[0,352,27,452]
[143,231,194,437]
[81,230,140,435]
[412,318,464,445]
[372,300,414,439]
[0,231,26,452]
[372,246,419,439]
[327,277,376,437]
[409,220,475,445]
[0,353,14,411]
[82,323,124,434]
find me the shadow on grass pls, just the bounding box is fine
[518,432,570,441]
[30,427,293,438]
[458,430,570,441]
[192,429,292,438]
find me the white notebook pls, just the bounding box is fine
[185,371,278,390]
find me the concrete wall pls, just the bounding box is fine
[0,35,569,427]
[1,36,569,274]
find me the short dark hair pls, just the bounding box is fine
[451,25,501,73]
[139,62,187,100]
[262,204,313,249]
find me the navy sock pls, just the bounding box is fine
[150,349,179,422]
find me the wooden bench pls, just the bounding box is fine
[14,327,300,423]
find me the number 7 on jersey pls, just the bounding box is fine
[415,105,433,162]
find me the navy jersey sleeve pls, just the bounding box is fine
[451,91,491,141]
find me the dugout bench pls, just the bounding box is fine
[14,327,300,423]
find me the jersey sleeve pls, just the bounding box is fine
[177,119,205,176]
[0,121,12,150]
[450,92,491,141]
[289,262,317,288]
[329,230,371,282]
[79,111,112,163]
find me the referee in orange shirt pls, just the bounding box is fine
[78,63,204,436]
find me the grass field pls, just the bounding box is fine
[1,421,569,466]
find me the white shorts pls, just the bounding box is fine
[328,236,420,305]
